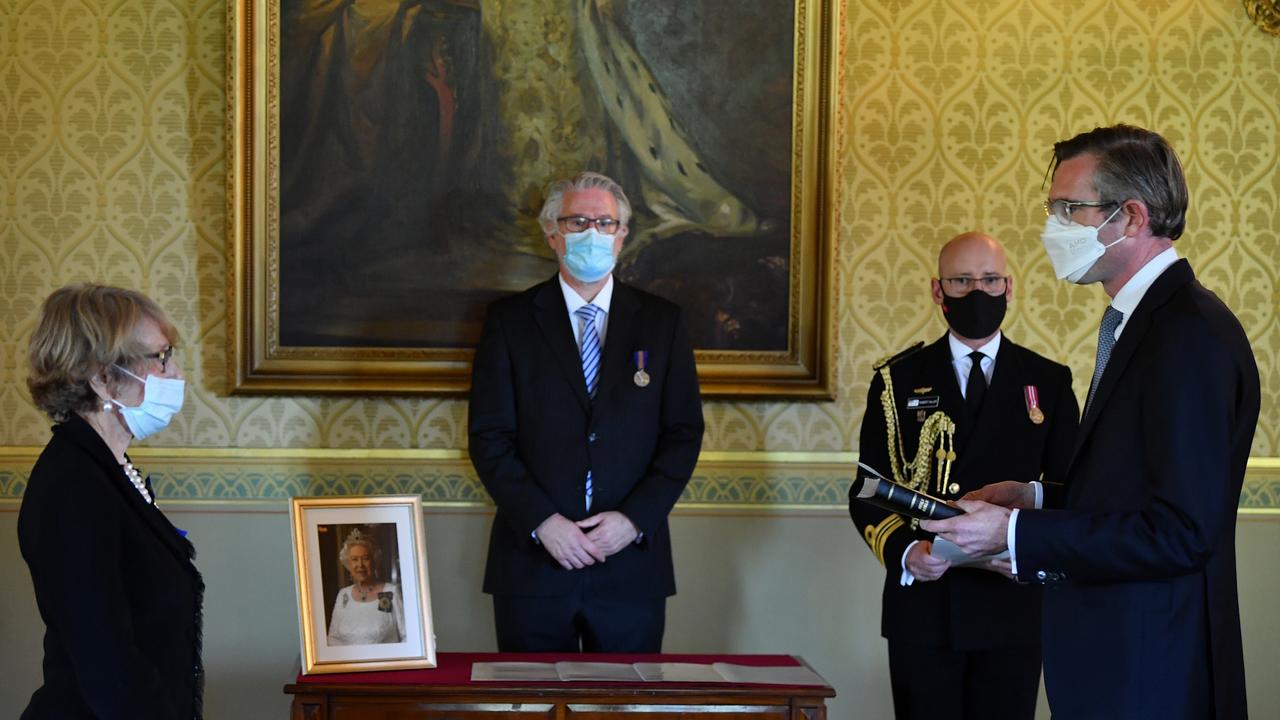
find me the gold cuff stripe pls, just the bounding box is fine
[864,514,905,566]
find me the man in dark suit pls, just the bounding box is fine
[468,171,704,652]
[851,231,1078,720]
[924,125,1260,719]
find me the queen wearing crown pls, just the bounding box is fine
[326,528,406,646]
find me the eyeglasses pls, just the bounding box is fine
[941,276,1009,295]
[557,216,621,235]
[1043,198,1118,225]
[143,346,176,372]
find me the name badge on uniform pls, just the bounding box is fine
[1024,385,1044,424]
[633,350,650,387]
[906,395,940,410]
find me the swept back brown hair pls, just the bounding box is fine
[1051,124,1189,241]
[27,284,179,421]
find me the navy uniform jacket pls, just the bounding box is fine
[468,275,704,598]
[851,334,1078,650]
[19,414,204,719]
[1016,260,1259,719]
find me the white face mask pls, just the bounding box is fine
[1040,205,1127,283]
[108,366,185,440]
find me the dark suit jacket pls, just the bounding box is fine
[852,334,1078,650]
[1016,260,1259,719]
[18,414,204,719]
[468,275,704,598]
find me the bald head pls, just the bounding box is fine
[931,232,1013,347]
[937,232,1007,280]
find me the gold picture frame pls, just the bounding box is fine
[227,0,839,398]
[289,495,436,674]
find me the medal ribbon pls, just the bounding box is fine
[1024,385,1040,415]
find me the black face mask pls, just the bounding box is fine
[941,290,1007,340]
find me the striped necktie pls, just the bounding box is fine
[574,304,602,510]
[575,304,602,398]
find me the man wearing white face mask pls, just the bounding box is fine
[923,125,1260,719]
[469,171,704,652]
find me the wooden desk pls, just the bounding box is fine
[286,652,835,719]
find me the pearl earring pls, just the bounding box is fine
[103,400,113,412]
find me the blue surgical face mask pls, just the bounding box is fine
[108,366,185,440]
[561,229,617,283]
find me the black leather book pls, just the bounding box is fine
[850,475,963,520]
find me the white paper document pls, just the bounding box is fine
[470,662,560,682]
[471,660,825,686]
[929,536,1010,566]
[711,663,827,686]
[553,662,644,682]
[472,661,642,682]
[633,662,726,683]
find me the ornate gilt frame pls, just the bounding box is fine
[1245,1,1280,36]
[227,0,839,398]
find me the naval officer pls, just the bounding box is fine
[850,232,1078,719]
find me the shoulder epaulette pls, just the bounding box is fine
[872,341,924,371]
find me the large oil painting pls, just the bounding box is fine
[228,0,838,396]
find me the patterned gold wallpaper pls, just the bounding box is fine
[1,1,1278,503]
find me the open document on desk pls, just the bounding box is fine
[471,661,826,685]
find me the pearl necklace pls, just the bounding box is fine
[122,462,154,505]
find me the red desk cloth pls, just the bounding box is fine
[295,651,807,687]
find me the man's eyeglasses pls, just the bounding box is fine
[557,216,621,235]
[1043,198,1118,225]
[941,276,1009,295]
[143,346,176,372]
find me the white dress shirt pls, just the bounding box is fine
[560,273,613,349]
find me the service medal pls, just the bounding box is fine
[634,350,650,387]
[1024,385,1044,425]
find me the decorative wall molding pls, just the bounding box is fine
[3,448,1277,514]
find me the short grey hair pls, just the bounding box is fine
[538,171,632,234]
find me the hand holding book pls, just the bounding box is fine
[849,462,963,521]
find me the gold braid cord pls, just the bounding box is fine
[878,364,957,529]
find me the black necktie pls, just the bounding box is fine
[966,351,987,414]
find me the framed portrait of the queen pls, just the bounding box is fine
[290,495,436,674]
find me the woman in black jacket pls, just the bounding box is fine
[19,283,203,719]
